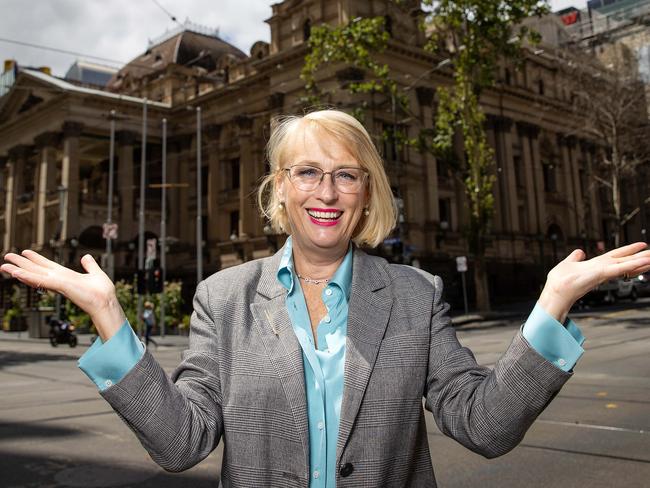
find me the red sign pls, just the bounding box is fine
[561,11,579,26]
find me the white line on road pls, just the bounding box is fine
[538,419,648,435]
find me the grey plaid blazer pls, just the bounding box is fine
[101,246,571,487]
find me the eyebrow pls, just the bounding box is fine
[292,160,362,169]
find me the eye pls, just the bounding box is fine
[294,166,320,178]
[335,169,360,181]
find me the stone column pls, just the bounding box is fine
[558,135,578,237]
[4,145,30,252]
[486,119,503,232]
[116,130,136,243]
[61,122,83,242]
[236,115,255,240]
[517,123,538,234]
[582,142,600,239]
[529,125,546,234]
[416,87,440,250]
[499,118,518,233]
[34,132,60,248]
[205,124,222,264]
[176,136,192,243]
[0,157,7,253]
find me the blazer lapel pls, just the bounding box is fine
[336,248,393,463]
[250,248,310,471]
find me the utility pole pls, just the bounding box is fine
[137,98,148,338]
[105,110,116,281]
[196,106,203,283]
[160,118,167,338]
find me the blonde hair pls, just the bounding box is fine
[257,110,397,248]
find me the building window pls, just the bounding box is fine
[382,123,405,163]
[538,78,545,96]
[542,161,556,193]
[439,198,451,230]
[504,68,512,85]
[384,15,393,37]
[514,155,525,189]
[303,19,311,41]
[230,158,240,189]
[230,210,239,237]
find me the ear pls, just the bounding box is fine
[275,172,285,202]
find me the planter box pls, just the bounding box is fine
[27,308,55,338]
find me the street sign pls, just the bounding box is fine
[102,222,118,240]
[456,256,468,273]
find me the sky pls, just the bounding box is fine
[0,0,588,78]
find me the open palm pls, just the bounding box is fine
[1,251,124,339]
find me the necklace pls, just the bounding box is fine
[296,273,331,285]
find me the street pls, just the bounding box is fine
[1,303,649,488]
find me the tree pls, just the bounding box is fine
[562,45,650,248]
[423,0,549,311]
[302,1,549,311]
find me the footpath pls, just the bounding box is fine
[2,298,648,346]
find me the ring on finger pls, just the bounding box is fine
[623,273,630,280]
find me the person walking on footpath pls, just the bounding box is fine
[3,110,650,487]
[142,300,158,348]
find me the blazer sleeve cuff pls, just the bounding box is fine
[78,320,145,390]
[522,302,585,372]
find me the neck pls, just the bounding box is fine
[291,238,349,281]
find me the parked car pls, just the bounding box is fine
[584,277,638,305]
[635,271,650,297]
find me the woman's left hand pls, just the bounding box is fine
[539,242,650,323]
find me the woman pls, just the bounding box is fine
[2,110,649,487]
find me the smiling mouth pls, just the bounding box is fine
[306,209,343,221]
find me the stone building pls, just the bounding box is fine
[1,0,647,314]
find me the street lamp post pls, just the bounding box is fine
[160,118,167,338]
[136,98,148,338]
[196,106,203,284]
[105,110,116,281]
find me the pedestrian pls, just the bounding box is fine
[3,109,650,487]
[142,300,157,348]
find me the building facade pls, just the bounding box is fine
[1,0,647,314]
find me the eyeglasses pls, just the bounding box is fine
[283,165,368,194]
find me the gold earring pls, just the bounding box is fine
[364,208,370,216]
[278,202,285,210]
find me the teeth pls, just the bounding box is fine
[308,210,342,220]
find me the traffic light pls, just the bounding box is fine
[137,267,163,294]
[149,266,164,294]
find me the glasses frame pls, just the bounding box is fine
[282,165,369,194]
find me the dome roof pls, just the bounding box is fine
[107,28,246,89]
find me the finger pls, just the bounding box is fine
[3,252,50,275]
[608,242,648,258]
[564,249,586,262]
[1,266,61,292]
[610,256,650,278]
[80,254,104,275]
[20,249,59,270]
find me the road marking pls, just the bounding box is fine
[606,403,619,409]
[537,419,647,434]
[596,391,608,397]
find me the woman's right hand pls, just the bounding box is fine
[1,251,126,341]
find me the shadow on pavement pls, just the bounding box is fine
[0,422,82,441]
[0,349,78,370]
[0,450,220,488]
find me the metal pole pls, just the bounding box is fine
[56,185,67,320]
[160,118,167,338]
[461,271,469,316]
[196,106,203,283]
[137,98,147,338]
[106,110,116,281]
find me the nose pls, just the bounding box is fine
[315,172,338,202]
